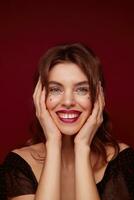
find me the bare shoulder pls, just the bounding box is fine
[12,143,46,182]
[106,142,130,162]
[12,142,46,164]
[118,142,130,152]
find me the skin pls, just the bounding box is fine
[8,63,128,200]
[44,63,104,167]
[46,63,93,137]
[35,63,104,169]
[33,62,104,200]
[9,62,108,200]
[45,63,96,169]
[10,62,129,200]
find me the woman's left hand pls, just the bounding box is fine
[74,82,105,147]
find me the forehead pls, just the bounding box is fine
[48,63,88,83]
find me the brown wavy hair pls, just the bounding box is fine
[28,43,119,162]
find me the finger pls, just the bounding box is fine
[90,83,101,119]
[33,77,41,98]
[99,85,105,110]
[33,78,42,116]
[91,83,104,122]
[86,82,104,123]
[33,79,42,103]
[97,84,105,122]
[40,86,47,113]
[89,98,100,122]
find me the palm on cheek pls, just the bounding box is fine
[74,84,105,146]
[33,79,62,142]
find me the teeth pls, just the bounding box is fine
[58,113,79,119]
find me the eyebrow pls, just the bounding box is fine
[48,81,89,86]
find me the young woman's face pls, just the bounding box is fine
[46,62,92,135]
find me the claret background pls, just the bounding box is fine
[0,1,134,162]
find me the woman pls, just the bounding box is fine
[3,43,134,200]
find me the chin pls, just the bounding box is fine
[58,126,80,136]
[52,113,89,136]
[61,131,77,136]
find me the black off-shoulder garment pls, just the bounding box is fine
[1,147,134,200]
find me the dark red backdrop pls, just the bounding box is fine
[0,1,134,163]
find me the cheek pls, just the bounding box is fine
[46,95,61,110]
[76,96,92,110]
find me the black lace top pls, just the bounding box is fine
[1,147,134,200]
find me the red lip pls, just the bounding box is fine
[56,110,82,124]
[56,110,81,114]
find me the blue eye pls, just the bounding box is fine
[75,87,89,95]
[48,87,63,95]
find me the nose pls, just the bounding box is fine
[61,90,76,108]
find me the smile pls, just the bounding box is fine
[56,110,81,123]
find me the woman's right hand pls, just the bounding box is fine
[33,78,62,144]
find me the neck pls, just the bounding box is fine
[60,135,100,171]
[61,135,75,170]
